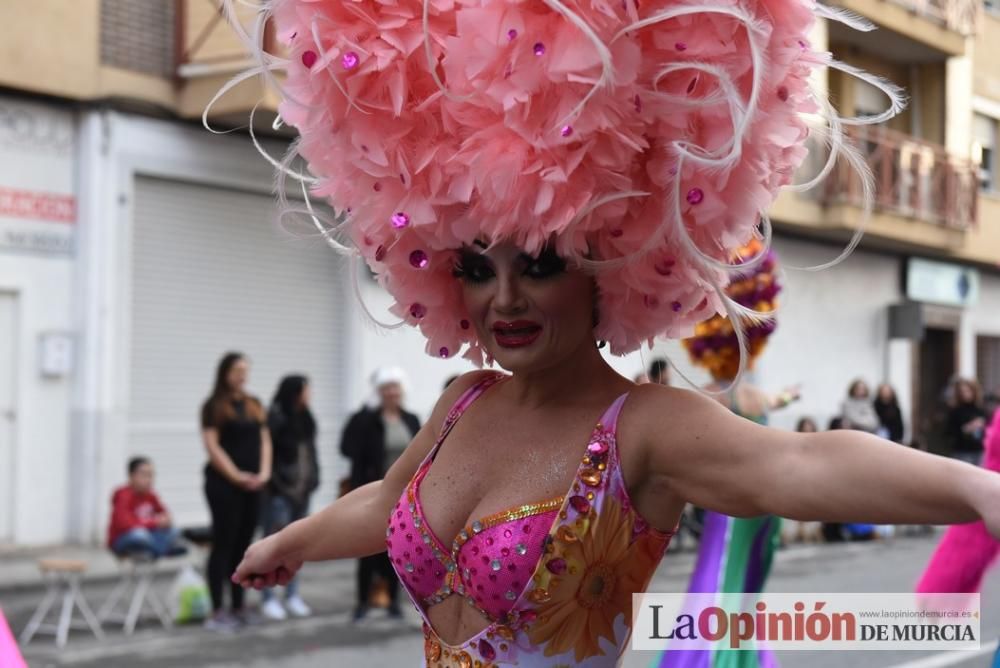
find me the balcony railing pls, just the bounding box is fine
[887,0,981,36]
[175,0,275,80]
[817,126,978,231]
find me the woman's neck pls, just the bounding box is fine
[503,338,623,409]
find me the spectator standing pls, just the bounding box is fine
[260,375,320,621]
[200,352,272,632]
[874,383,905,443]
[340,367,421,621]
[647,358,670,386]
[841,379,880,433]
[947,378,987,465]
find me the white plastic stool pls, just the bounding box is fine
[20,559,105,648]
[97,553,173,635]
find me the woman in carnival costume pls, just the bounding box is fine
[917,408,1000,668]
[657,239,794,668]
[224,0,1000,665]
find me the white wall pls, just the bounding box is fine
[967,270,1000,376]
[755,237,905,433]
[0,257,73,545]
[0,96,76,546]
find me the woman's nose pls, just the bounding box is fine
[493,273,526,313]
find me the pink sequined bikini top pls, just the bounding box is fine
[386,373,655,625]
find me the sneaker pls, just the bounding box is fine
[285,596,312,618]
[203,611,240,633]
[352,605,369,623]
[261,597,288,621]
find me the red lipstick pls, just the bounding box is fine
[491,320,542,348]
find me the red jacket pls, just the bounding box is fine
[106,486,167,548]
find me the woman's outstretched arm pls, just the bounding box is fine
[634,385,1000,534]
[233,370,498,589]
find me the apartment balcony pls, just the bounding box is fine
[175,0,282,129]
[823,126,978,231]
[826,0,979,58]
[772,127,980,258]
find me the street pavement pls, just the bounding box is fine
[4,531,999,668]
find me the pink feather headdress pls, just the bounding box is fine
[218,0,903,367]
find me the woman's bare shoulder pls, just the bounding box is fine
[623,383,729,444]
[425,370,504,437]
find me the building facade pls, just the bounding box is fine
[0,0,998,547]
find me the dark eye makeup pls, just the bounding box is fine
[452,246,567,284]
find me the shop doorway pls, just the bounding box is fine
[914,327,956,454]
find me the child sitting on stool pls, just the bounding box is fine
[107,457,187,558]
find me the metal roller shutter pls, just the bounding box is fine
[130,176,348,527]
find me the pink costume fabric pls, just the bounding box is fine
[916,409,1000,596]
[258,0,901,364]
[386,373,676,666]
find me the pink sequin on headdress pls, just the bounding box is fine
[254,0,900,363]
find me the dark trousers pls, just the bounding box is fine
[205,471,259,611]
[357,552,399,609]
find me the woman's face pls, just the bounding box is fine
[379,381,403,411]
[850,380,869,399]
[797,419,817,433]
[299,382,312,408]
[227,358,249,393]
[957,381,975,404]
[877,384,894,403]
[456,241,595,373]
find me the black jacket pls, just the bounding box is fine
[340,407,421,489]
[267,404,320,503]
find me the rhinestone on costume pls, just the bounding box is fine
[675,41,688,51]
[471,521,483,534]
[439,347,449,358]
[496,626,514,640]
[460,319,470,330]
[391,212,410,228]
[447,562,457,572]
[686,187,705,205]
[505,590,516,601]
[507,29,518,40]
[580,468,602,487]
[569,495,591,514]
[515,543,527,555]
[546,558,567,574]
[342,51,359,69]
[460,530,469,540]
[777,85,789,102]
[413,517,422,528]
[557,526,578,542]
[533,42,546,56]
[491,559,502,571]
[560,125,573,137]
[301,50,318,68]
[409,250,429,269]
[405,563,415,572]
[426,639,442,662]
[588,440,609,456]
[479,639,497,661]
[528,588,551,604]
[410,303,427,319]
[373,182,381,192]
[672,301,683,312]
[457,651,473,668]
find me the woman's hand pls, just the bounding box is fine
[232,532,304,590]
[236,471,263,491]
